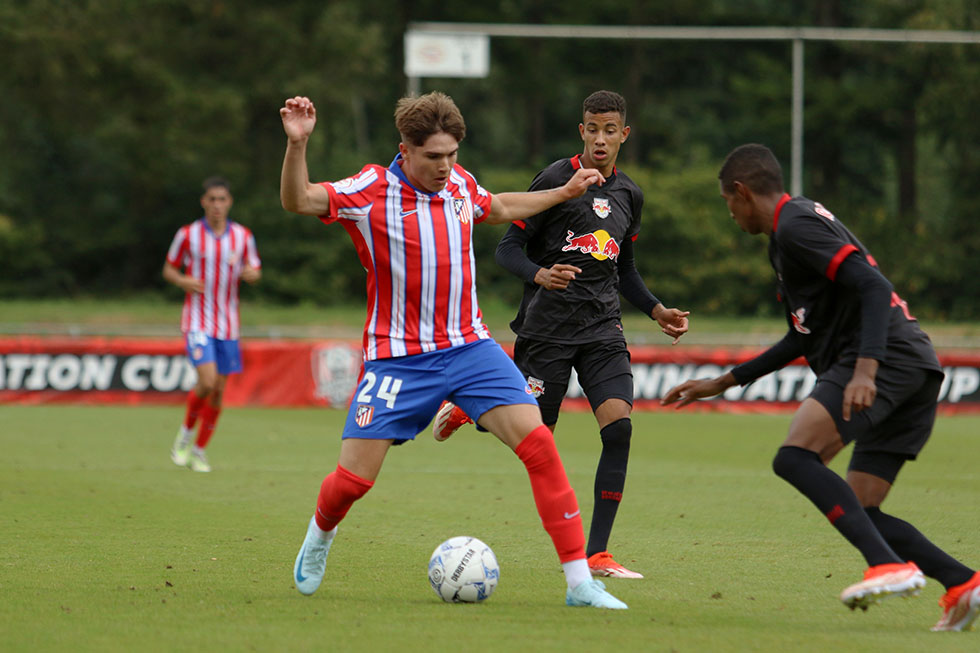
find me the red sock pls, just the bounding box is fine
[315,464,374,532]
[515,425,586,563]
[195,403,220,448]
[183,392,207,430]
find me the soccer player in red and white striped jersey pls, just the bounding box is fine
[282,93,628,609]
[163,177,261,472]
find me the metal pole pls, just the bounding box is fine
[791,38,804,197]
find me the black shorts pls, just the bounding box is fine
[810,360,943,460]
[513,337,633,425]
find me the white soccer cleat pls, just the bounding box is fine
[566,578,628,609]
[840,562,925,611]
[188,447,211,473]
[293,516,337,596]
[432,401,473,442]
[932,571,980,632]
[170,427,193,467]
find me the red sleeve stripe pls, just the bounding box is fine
[826,244,858,281]
[513,220,527,230]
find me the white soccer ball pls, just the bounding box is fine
[427,536,499,603]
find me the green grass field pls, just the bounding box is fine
[2,406,978,652]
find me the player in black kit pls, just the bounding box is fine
[662,143,979,631]
[434,91,690,579]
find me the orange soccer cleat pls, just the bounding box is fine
[932,571,980,632]
[840,561,925,611]
[587,551,644,579]
[432,401,474,442]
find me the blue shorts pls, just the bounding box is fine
[342,339,536,441]
[185,331,243,376]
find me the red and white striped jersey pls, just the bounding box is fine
[320,156,493,360]
[166,218,261,340]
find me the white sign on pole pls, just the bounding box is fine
[404,31,490,78]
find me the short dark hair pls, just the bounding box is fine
[718,144,784,195]
[202,176,231,194]
[582,90,627,121]
[394,91,466,146]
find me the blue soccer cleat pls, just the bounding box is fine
[293,516,336,595]
[566,578,629,609]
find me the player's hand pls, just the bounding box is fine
[661,374,733,409]
[652,305,691,345]
[534,264,581,290]
[241,265,261,284]
[280,96,317,143]
[562,167,605,199]
[178,276,205,294]
[842,358,879,421]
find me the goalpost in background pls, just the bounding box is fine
[404,22,980,197]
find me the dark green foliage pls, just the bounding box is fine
[1,1,978,318]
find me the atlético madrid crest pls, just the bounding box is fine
[592,197,611,218]
[453,197,471,224]
[355,404,374,427]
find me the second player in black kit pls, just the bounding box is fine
[495,91,690,579]
[663,143,980,632]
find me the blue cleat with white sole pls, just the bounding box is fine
[566,578,629,609]
[293,516,336,595]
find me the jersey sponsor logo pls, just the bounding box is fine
[592,197,611,218]
[452,197,471,224]
[560,229,620,261]
[526,376,545,397]
[791,307,812,334]
[814,202,836,221]
[354,404,375,427]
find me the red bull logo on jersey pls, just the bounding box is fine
[592,197,611,218]
[791,307,811,334]
[452,197,471,224]
[560,229,621,261]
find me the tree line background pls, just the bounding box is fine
[2,0,978,320]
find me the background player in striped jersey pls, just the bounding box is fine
[662,144,979,631]
[435,90,689,579]
[164,176,261,472]
[281,92,628,609]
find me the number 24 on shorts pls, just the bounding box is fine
[356,372,403,408]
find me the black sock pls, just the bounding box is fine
[587,418,631,557]
[865,507,975,589]
[772,446,900,567]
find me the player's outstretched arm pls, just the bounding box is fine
[280,96,330,216]
[485,167,604,225]
[661,372,737,409]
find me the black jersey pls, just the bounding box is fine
[770,195,941,376]
[509,155,644,343]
